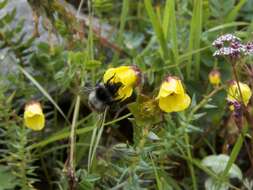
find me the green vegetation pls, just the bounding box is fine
[0,0,253,189]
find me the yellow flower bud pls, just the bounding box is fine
[24,101,45,131]
[156,76,191,113]
[209,69,221,86]
[103,65,140,100]
[227,81,252,107]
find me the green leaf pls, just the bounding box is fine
[163,0,181,76]
[202,154,242,180]
[210,0,235,18]
[28,126,95,150]
[144,0,169,60]
[0,0,8,9]
[187,0,203,79]
[205,177,229,190]
[124,32,144,49]
[127,97,161,127]
[86,60,101,69]
[18,65,69,123]
[0,8,16,26]
[147,131,160,141]
[192,112,206,120]
[225,0,246,22]
[203,104,217,109]
[0,166,17,190]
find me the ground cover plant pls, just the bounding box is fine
[1,0,253,189]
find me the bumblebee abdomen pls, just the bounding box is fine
[88,90,107,112]
[95,84,114,104]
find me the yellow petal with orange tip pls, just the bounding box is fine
[209,70,221,86]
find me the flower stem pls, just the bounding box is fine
[221,60,247,179]
[88,107,108,172]
[183,128,197,190]
[20,125,29,190]
[231,63,244,102]
[189,85,224,119]
[68,95,80,189]
[222,126,247,177]
[184,86,224,189]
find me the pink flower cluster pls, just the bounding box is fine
[212,34,253,58]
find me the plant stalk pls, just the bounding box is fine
[68,95,80,190]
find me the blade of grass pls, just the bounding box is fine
[68,95,81,186]
[18,65,69,123]
[88,121,98,172]
[90,108,107,169]
[28,112,131,151]
[149,153,163,190]
[204,22,248,33]
[163,0,182,76]
[225,0,246,23]
[144,0,169,60]
[222,126,247,177]
[179,46,210,63]
[187,0,203,80]
[183,123,198,190]
[112,0,129,63]
[28,126,95,150]
[118,0,129,46]
[162,0,170,41]
[88,108,108,172]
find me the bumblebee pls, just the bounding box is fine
[88,77,122,112]
[88,65,140,112]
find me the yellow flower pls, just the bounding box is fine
[24,101,45,131]
[209,69,221,86]
[156,76,191,113]
[103,65,140,100]
[227,81,252,107]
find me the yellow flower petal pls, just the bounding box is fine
[116,66,137,86]
[157,77,185,98]
[158,93,191,113]
[24,101,45,131]
[227,82,252,106]
[103,68,118,84]
[103,66,139,101]
[115,86,133,100]
[157,82,173,98]
[103,66,138,86]
[24,113,45,131]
